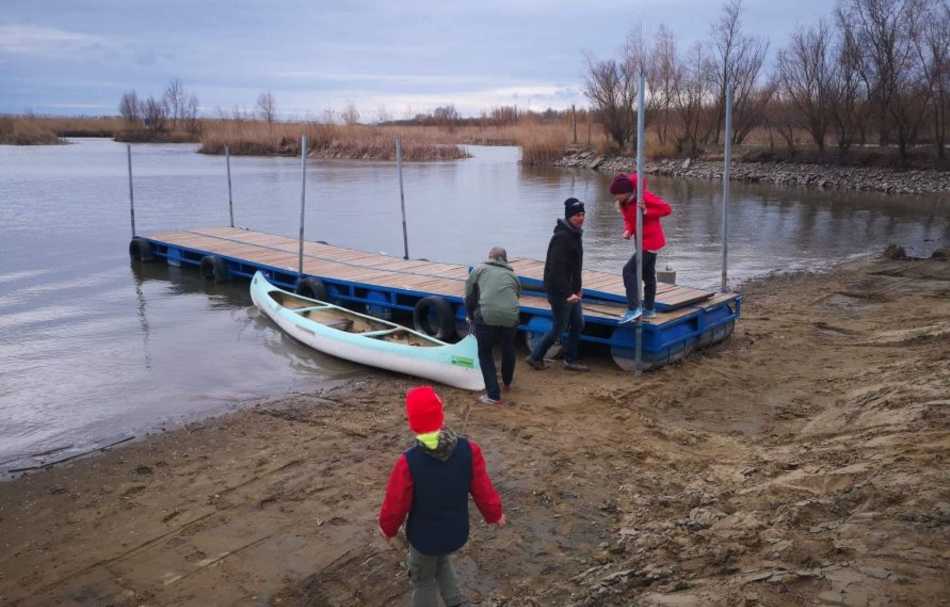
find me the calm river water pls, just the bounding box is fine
[1,139,947,472]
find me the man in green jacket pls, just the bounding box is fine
[465,247,521,405]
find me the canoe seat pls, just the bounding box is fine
[324,318,354,332]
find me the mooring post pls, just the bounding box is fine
[226,145,234,228]
[298,135,308,279]
[635,72,646,375]
[396,136,409,260]
[587,110,592,146]
[572,104,577,144]
[721,85,732,293]
[127,144,136,237]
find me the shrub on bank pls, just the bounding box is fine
[0,117,63,145]
[198,121,469,161]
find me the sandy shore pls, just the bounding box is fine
[1,254,948,606]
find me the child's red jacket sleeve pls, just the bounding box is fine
[378,454,413,538]
[468,441,503,523]
[644,190,672,217]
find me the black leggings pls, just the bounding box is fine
[622,251,657,310]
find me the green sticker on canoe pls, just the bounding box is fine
[451,355,475,368]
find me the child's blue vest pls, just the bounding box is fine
[405,437,472,556]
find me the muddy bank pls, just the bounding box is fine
[557,150,950,195]
[1,253,949,606]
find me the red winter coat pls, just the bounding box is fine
[619,174,671,252]
[378,438,503,539]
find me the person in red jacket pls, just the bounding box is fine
[378,386,506,607]
[609,173,672,322]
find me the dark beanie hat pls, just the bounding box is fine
[564,197,585,220]
[609,174,634,195]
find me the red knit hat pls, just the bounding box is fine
[609,173,634,195]
[405,386,444,433]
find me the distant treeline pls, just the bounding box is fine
[581,0,949,166]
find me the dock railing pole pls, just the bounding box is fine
[721,84,732,293]
[396,137,409,260]
[127,144,136,237]
[635,71,646,375]
[298,135,308,279]
[226,145,234,228]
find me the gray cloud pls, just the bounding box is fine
[0,0,835,116]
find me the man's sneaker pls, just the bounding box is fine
[619,307,643,324]
[478,394,501,405]
[562,361,590,372]
[525,356,547,370]
[502,383,512,392]
[643,308,657,319]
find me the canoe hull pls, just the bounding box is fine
[251,272,485,391]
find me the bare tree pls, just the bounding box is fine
[432,104,460,127]
[671,42,717,155]
[584,53,639,150]
[777,20,836,150]
[119,90,141,124]
[838,0,924,157]
[829,18,867,153]
[376,105,392,124]
[164,78,186,129]
[911,0,950,159]
[710,0,770,144]
[651,25,682,145]
[184,94,200,135]
[256,92,277,125]
[341,102,360,125]
[140,96,168,132]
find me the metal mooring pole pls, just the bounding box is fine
[721,85,732,293]
[226,145,234,228]
[635,71,646,374]
[396,137,410,260]
[298,135,308,278]
[127,144,136,237]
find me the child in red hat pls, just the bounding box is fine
[378,386,506,607]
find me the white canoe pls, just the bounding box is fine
[250,271,485,391]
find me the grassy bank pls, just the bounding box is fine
[198,121,470,161]
[0,117,63,145]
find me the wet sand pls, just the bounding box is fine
[1,254,948,607]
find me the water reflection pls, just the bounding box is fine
[0,139,947,467]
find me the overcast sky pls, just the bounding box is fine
[1,0,833,118]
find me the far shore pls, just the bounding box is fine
[4,115,949,194]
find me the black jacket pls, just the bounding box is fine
[542,219,583,300]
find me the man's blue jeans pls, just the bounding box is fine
[529,295,583,364]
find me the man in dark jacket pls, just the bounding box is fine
[465,246,521,405]
[526,197,589,372]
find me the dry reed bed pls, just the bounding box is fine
[198,122,469,161]
[0,117,63,145]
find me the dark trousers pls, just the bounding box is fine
[529,296,584,364]
[474,322,516,400]
[622,251,658,310]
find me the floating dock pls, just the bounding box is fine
[131,227,740,370]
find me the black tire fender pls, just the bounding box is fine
[128,237,154,262]
[296,277,328,301]
[199,255,230,282]
[413,296,457,341]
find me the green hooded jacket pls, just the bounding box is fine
[464,260,522,328]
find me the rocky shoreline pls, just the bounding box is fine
[556,150,950,195]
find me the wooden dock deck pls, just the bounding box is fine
[149,227,724,322]
[138,227,741,368]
